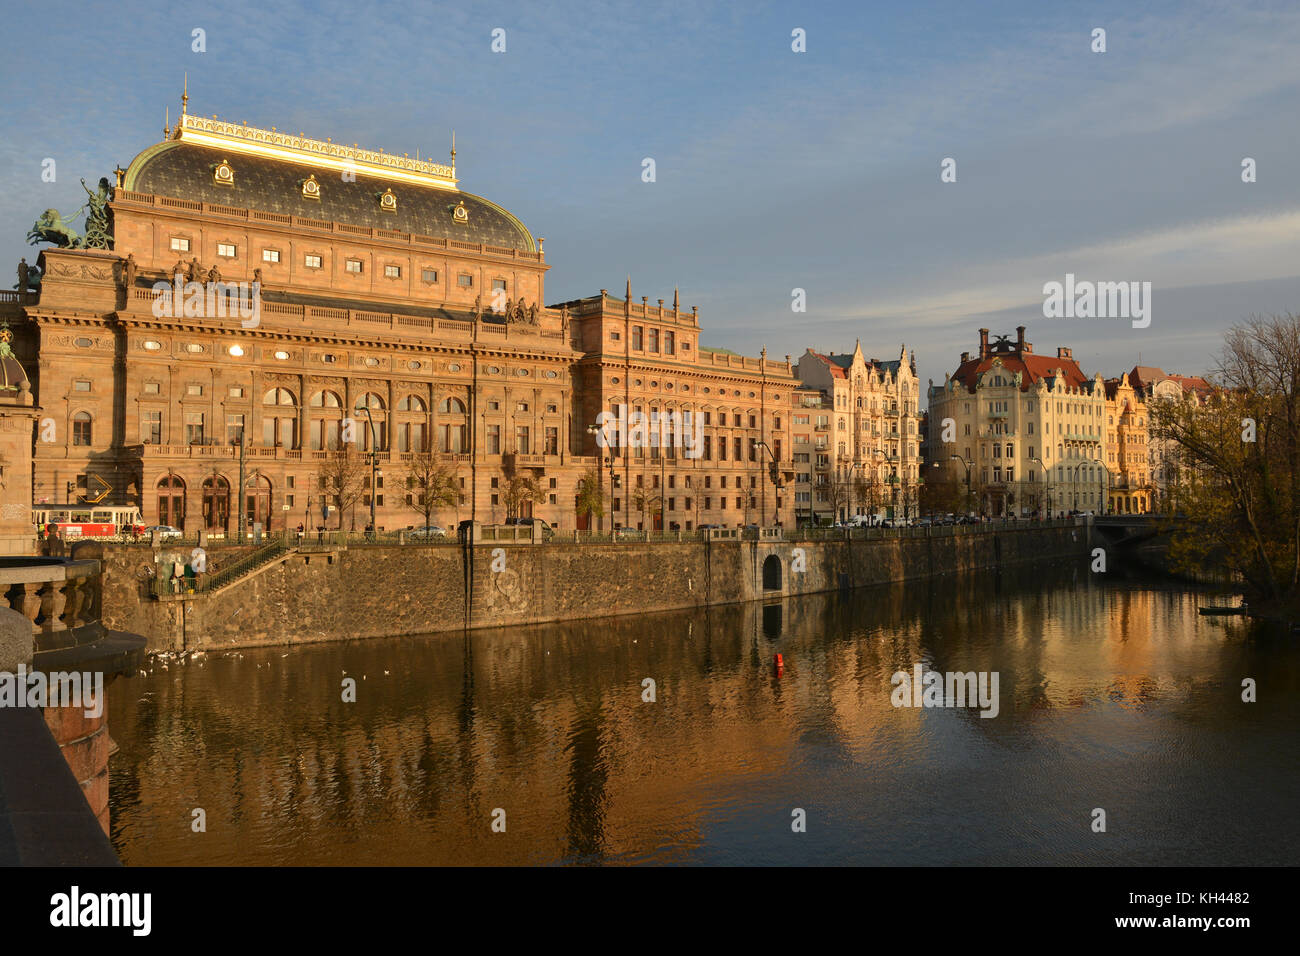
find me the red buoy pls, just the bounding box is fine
[774,652,784,676]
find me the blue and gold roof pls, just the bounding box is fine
[122,110,536,253]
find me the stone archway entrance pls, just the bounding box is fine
[762,553,782,591]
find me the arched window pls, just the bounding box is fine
[157,474,185,529]
[309,390,342,408]
[396,395,429,452]
[438,397,466,415]
[72,411,92,446]
[397,395,426,412]
[353,393,387,451]
[309,391,344,450]
[202,476,230,533]
[262,388,298,448]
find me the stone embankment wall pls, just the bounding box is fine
[99,523,1091,651]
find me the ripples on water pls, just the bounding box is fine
[108,562,1300,865]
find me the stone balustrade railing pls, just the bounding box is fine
[0,557,102,639]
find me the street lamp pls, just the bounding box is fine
[756,440,788,527]
[1031,456,1049,520]
[357,402,380,535]
[1091,457,1109,515]
[232,433,248,540]
[949,454,973,518]
[585,423,618,532]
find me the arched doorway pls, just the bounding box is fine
[157,474,185,529]
[202,476,230,535]
[243,474,273,533]
[762,553,782,591]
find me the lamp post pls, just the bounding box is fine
[949,454,973,518]
[233,434,247,540]
[584,423,616,532]
[756,440,786,527]
[357,402,379,535]
[1091,457,1109,515]
[1031,455,1049,520]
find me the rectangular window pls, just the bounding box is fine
[144,382,161,395]
[185,413,205,445]
[647,328,659,352]
[545,427,559,455]
[422,269,438,283]
[515,426,530,455]
[610,330,620,341]
[229,386,244,399]
[492,279,507,292]
[226,414,245,445]
[262,249,281,263]
[487,424,501,455]
[665,331,674,355]
[170,237,190,252]
[457,274,473,288]
[142,411,162,445]
[631,326,643,350]
[345,259,364,274]
[186,384,203,396]
[304,254,322,269]
[74,380,91,392]
[217,243,236,258]
[384,265,401,278]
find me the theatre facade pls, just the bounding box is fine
[6,103,798,534]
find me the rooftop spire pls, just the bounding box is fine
[181,73,188,115]
[673,286,679,310]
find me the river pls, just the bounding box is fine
[107,561,1300,865]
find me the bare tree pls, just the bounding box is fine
[503,474,540,520]
[316,447,365,530]
[404,448,459,528]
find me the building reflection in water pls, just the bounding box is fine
[108,561,1297,866]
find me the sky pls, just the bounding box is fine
[3,0,1299,392]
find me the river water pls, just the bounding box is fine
[107,561,1300,865]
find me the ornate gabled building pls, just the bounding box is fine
[5,100,796,534]
[927,327,1109,518]
[794,342,921,523]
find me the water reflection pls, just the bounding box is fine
[108,561,1300,865]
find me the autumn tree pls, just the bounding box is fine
[503,474,540,520]
[575,468,604,531]
[1149,312,1300,616]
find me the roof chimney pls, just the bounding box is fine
[960,351,970,363]
[1057,346,1072,360]
[1016,326,1026,351]
[978,328,990,359]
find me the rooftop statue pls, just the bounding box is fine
[26,175,114,250]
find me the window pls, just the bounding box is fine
[384,265,401,278]
[229,386,244,399]
[422,269,439,283]
[262,249,281,263]
[170,237,190,252]
[516,426,530,454]
[665,331,675,355]
[185,413,205,445]
[142,410,162,445]
[144,382,160,395]
[74,380,91,392]
[487,424,501,455]
[217,243,236,258]
[226,414,245,444]
[186,384,203,397]
[492,279,507,292]
[632,326,643,350]
[305,254,322,269]
[457,274,473,288]
[648,328,659,352]
[345,259,363,274]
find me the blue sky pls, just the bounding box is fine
[3,0,1299,390]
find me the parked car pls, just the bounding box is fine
[143,525,183,539]
[407,525,447,540]
[505,517,554,538]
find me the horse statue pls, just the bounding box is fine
[27,209,82,248]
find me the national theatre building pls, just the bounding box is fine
[5,98,799,535]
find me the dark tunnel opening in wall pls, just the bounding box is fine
[762,554,782,591]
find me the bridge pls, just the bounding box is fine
[1092,514,1174,548]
